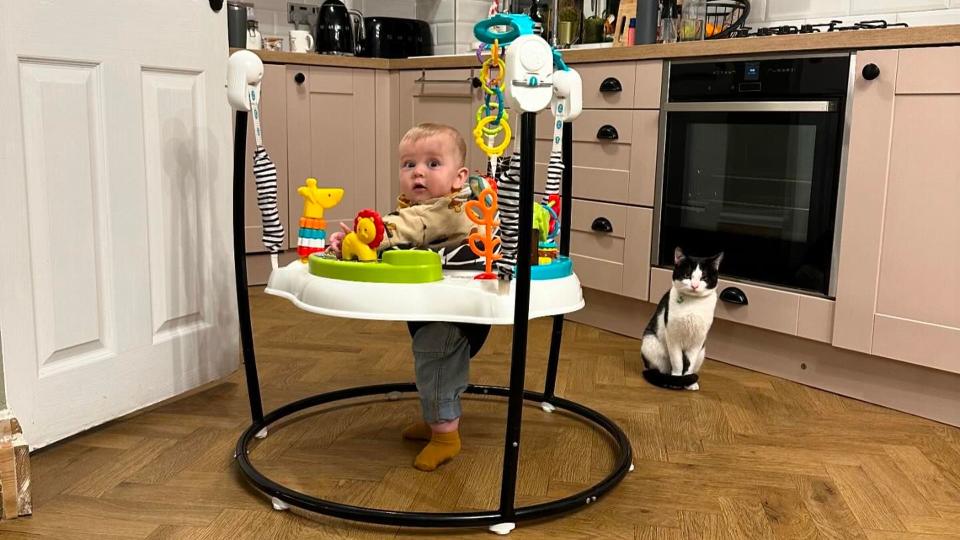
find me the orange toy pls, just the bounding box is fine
[465,187,502,280]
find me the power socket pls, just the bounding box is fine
[287,2,319,26]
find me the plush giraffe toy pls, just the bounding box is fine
[296,178,344,262]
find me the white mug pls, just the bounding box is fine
[289,30,314,53]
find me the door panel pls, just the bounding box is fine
[0,0,237,448]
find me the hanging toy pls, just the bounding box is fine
[465,187,502,280]
[296,178,344,262]
[473,39,512,173]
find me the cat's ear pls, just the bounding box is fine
[709,252,724,270]
[674,246,686,265]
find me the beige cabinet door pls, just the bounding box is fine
[833,47,960,374]
[398,69,485,191]
[244,64,288,254]
[286,66,377,244]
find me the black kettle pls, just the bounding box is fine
[315,0,363,55]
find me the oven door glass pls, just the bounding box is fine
[659,110,843,294]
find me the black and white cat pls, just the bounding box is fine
[641,247,723,391]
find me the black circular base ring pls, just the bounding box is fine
[235,383,633,528]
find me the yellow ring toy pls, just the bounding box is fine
[474,115,512,156]
[480,57,506,95]
[475,103,509,136]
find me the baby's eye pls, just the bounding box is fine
[402,161,415,168]
[429,159,441,168]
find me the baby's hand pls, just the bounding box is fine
[326,222,352,258]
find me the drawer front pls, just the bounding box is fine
[650,268,801,336]
[572,254,623,295]
[567,201,650,299]
[634,60,663,109]
[574,62,637,109]
[536,110,633,144]
[405,69,475,97]
[534,164,629,203]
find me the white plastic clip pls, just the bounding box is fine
[227,50,264,111]
[489,522,516,535]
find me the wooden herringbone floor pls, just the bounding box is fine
[5,289,960,539]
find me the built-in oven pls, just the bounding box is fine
[654,54,854,296]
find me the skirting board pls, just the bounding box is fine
[568,288,960,427]
[245,250,299,286]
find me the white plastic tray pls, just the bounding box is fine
[265,261,585,325]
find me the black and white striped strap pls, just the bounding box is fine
[249,90,285,259]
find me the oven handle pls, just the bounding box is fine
[664,100,838,113]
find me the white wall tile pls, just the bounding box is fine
[747,0,769,23]
[953,0,960,7]
[767,0,850,20]
[824,12,900,24]
[898,7,960,24]
[418,0,454,23]
[362,0,416,17]
[851,0,946,15]
[457,0,492,24]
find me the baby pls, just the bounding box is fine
[329,123,490,471]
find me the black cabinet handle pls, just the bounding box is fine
[294,72,306,85]
[599,77,622,93]
[862,63,881,80]
[596,125,619,140]
[591,217,613,233]
[209,0,223,12]
[720,287,749,305]
[471,77,482,89]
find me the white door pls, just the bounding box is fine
[0,0,239,448]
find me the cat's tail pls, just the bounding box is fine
[642,369,699,389]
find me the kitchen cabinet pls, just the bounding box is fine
[833,46,960,374]
[286,65,377,246]
[568,201,652,300]
[243,64,288,254]
[397,69,487,195]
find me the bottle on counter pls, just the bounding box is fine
[246,19,262,50]
[659,0,679,43]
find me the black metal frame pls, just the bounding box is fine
[232,111,632,529]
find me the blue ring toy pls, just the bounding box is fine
[474,13,535,45]
[483,88,506,126]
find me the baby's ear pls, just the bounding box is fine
[453,166,469,189]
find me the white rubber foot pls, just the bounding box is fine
[540,401,556,413]
[629,463,635,472]
[386,391,402,401]
[271,497,289,511]
[255,428,268,439]
[489,522,516,535]
[685,382,700,391]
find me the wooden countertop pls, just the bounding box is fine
[247,24,960,70]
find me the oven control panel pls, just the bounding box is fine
[668,55,851,101]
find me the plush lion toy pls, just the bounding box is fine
[341,209,384,262]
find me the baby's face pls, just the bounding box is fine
[398,135,468,203]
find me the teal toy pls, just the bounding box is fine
[473,13,535,45]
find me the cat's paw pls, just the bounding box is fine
[685,382,700,391]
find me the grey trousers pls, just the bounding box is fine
[411,322,487,423]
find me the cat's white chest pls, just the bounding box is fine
[666,290,717,349]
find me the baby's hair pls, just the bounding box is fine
[400,123,467,167]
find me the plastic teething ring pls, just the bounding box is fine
[476,104,507,135]
[474,16,520,44]
[480,57,506,95]
[474,115,512,156]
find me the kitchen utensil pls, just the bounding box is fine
[357,17,433,58]
[289,29,314,52]
[246,19,262,50]
[315,0,363,55]
[227,1,247,48]
[262,36,284,51]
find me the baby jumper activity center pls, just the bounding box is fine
[227,5,633,534]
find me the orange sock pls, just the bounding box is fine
[401,421,432,441]
[413,430,461,471]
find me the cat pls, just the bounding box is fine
[641,247,723,391]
